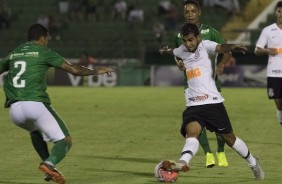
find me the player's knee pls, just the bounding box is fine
[185,121,202,138]
[220,132,236,147]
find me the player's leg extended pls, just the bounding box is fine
[221,132,264,180]
[198,128,215,168]
[215,132,228,167]
[162,121,201,172]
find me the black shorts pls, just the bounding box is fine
[180,103,233,137]
[267,77,282,99]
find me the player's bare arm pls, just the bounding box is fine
[61,61,114,76]
[174,56,185,71]
[216,44,247,54]
[216,52,232,74]
[254,47,278,56]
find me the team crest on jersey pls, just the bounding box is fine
[194,49,200,60]
[268,88,274,97]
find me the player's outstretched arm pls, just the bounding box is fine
[254,47,278,56]
[159,46,174,56]
[61,61,114,76]
[216,44,247,54]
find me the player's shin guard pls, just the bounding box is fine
[46,139,71,165]
[180,137,199,164]
[232,137,256,167]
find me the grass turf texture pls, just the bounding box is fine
[0,87,280,184]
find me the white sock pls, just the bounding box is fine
[276,109,282,123]
[44,161,54,167]
[179,137,199,165]
[232,137,256,167]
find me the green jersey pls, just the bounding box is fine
[175,24,225,91]
[0,42,64,107]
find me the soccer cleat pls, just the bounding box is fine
[161,160,189,172]
[206,152,215,168]
[44,173,52,182]
[251,157,265,180]
[216,152,228,167]
[39,162,66,184]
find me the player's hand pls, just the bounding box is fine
[97,67,114,75]
[174,57,185,71]
[159,46,172,55]
[233,44,248,54]
[267,48,279,56]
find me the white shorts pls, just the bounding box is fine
[9,101,69,142]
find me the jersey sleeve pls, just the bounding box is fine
[173,45,185,59]
[256,27,268,48]
[202,40,218,54]
[43,48,65,68]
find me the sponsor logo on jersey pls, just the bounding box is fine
[201,29,210,34]
[25,52,39,57]
[272,70,282,74]
[188,94,208,102]
[276,48,282,54]
[10,53,24,59]
[186,67,201,79]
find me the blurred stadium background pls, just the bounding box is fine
[0,0,278,87]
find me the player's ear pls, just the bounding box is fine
[198,9,201,16]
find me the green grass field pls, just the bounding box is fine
[0,87,281,184]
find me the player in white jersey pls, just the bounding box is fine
[174,41,225,107]
[155,23,264,181]
[255,1,282,127]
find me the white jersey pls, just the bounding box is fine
[256,23,282,77]
[173,40,224,107]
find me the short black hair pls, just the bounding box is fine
[184,0,200,9]
[276,1,282,9]
[181,23,200,37]
[27,24,48,41]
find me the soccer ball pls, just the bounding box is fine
[154,162,179,183]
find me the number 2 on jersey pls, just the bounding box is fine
[13,61,26,88]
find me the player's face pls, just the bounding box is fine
[184,4,201,24]
[182,33,200,53]
[275,7,282,23]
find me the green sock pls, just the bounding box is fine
[216,132,225,152]
[198,128,212,154]
[46,139,71,165]
[30,130,49,161]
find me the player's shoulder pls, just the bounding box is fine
[263,23,278,31]
[200,24,219,33]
